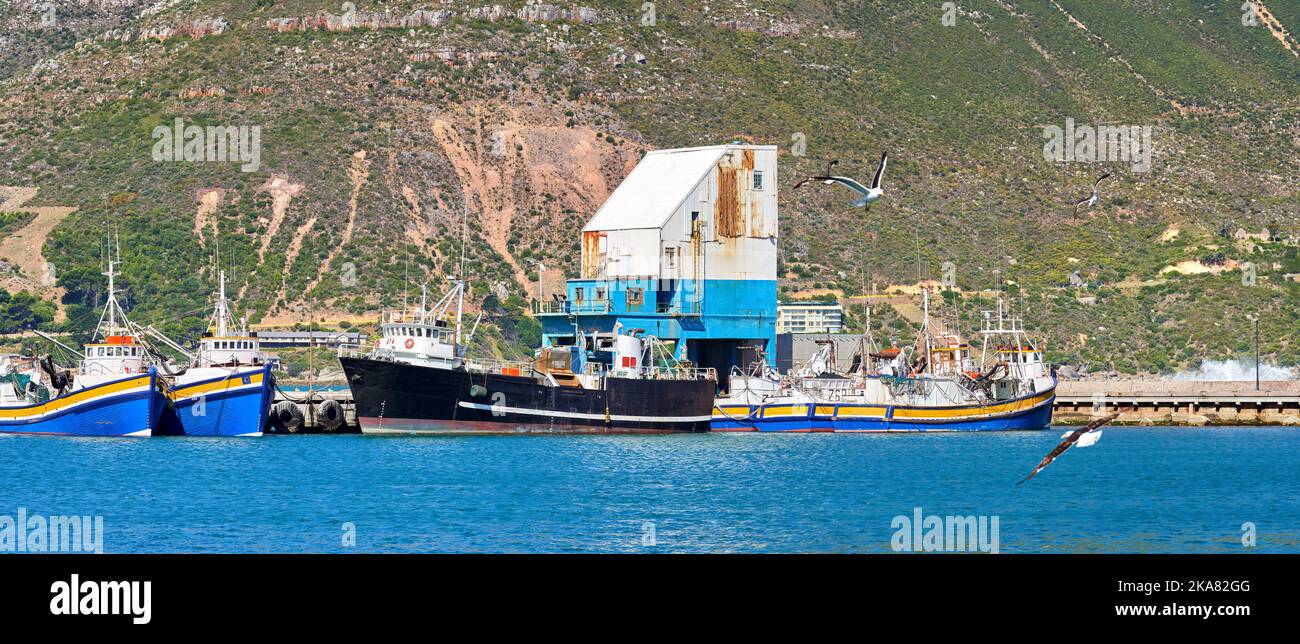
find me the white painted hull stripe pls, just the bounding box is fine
[456,401,711,423]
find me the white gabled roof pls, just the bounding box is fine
[582,145,730,232]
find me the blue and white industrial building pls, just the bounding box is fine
[538,144,779,383]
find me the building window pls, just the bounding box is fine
[664,247,676,269]
[596,287,606,300]
[627,287,644,305]
[753,170,764,190]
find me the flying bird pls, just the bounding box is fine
[794,151,889,209]
[1017,410,1122,485]
[1072,172,1111,216]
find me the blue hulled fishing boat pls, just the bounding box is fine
[712,297,1056,432]
[0,260,169,437]
[156,271,274,437]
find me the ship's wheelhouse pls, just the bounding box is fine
[380,323,457,361]
[199,335,262,366]
[82,335,147,375]
[928,333,970,375]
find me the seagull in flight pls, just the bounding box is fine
[794,150,889,209]
[1072,172,1111,216]
[1018,411,1121,485]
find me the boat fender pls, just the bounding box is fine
[318,399,345,432]
[470,384,488,398]
[273,400,304,433]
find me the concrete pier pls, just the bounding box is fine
[1054,381,1300,426]
[262,380,1299,431]
[268,388,360,433]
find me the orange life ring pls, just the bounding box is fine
[404,338,415,349]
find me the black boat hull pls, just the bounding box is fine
[339,357,715,434]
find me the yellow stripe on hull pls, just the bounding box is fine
[890,391,1055,421]
[0,374,153,419]
[712,405,751,416]
[761,405,809,418]
[829,405,889,419]
[172,372,264,399]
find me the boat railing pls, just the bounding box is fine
[336,344,369,359]
[586,362,714,381]
[656,300,703,315]
[533,300,613,315]
[798,377,860,393]
[78,361,124,377]
[645,365,716,381]
[463,359,535,377]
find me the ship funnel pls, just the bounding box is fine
[612,334,644,378]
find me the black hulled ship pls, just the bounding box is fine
[339,282,715,434]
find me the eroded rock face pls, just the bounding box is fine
[266,10,456,33]
[265,6,604,33]
[77,16,228,45]
[715,19,802,38]
[134,16,228,41]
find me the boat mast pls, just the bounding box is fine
[455,201,467,349]
[922,290,932,372]
[104,259,118,334]
[215,269,230,337]
[419,283,428,325]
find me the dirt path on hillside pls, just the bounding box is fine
[241,175,304,303]
[275,213,318,307]
[299,151,369,303]
[1044,0,1181,113]
[0,186,76,321]
[1256,2,1300,57]
[255,175,304,263]
[194,188,224,246]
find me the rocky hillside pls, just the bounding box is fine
[0,0,1297,371]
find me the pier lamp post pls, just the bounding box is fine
[1255,317,1261,391]
[1246,314,1260,391]
[528,259,546,312]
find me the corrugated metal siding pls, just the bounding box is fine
[580,144,778,284]
[582,146,727,232]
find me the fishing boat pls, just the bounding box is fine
[151,271,274,437]
[712,296,1056,432]
[338,281,716,434]
[0,260,169,437]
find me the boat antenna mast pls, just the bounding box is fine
[455,199,468,349]
[209,269,237,336]
[95,257,129,340]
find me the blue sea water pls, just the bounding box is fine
[1,427,1297,553]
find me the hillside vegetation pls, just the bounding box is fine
[0,0,1296,372]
